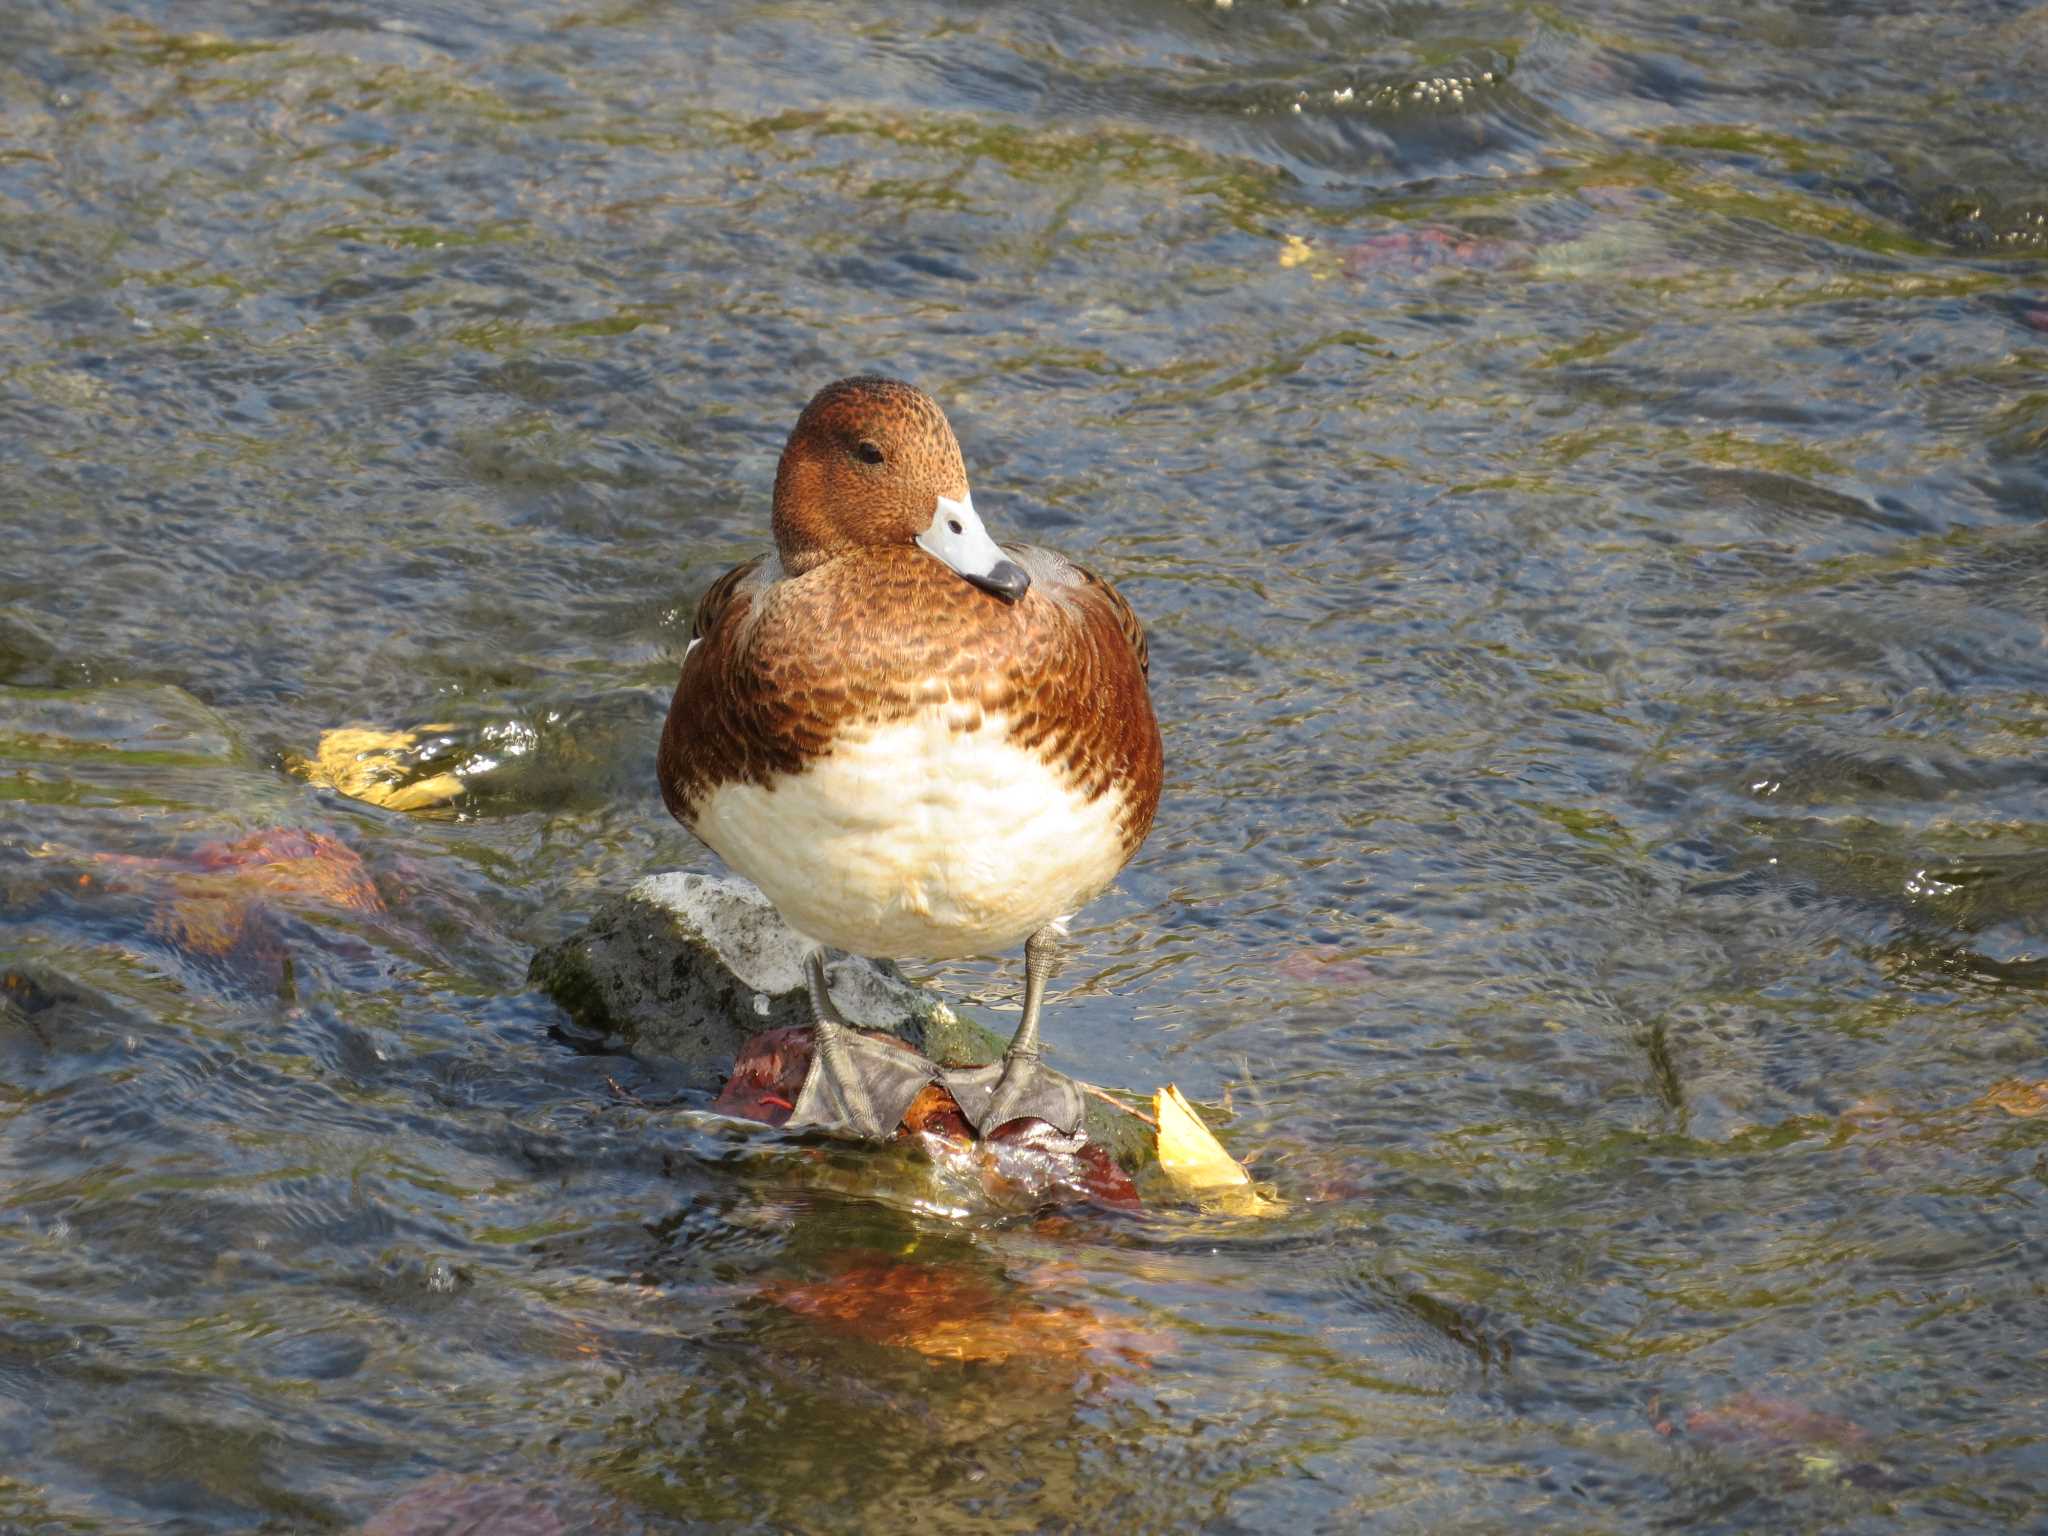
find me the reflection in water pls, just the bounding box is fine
[2,0,2046,1530]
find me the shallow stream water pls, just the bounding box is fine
[3,1,2047,1531]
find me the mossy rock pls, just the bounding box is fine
[528,872,1151,1170]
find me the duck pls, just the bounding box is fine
[657,375,1162,1139]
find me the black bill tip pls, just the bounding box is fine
[966,559,1031,603]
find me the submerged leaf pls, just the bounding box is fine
[763,1254,1156,1367]
[1979,1078,2048,1117]
[127,829,383,958]
[192,829,383,911]
[290,725,465,811]
[1681,1390,1871,1451]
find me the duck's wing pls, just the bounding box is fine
[691,553,773,646]
[1004,543,1150,676]
[662,553,779,826]
[1000,541,1161,859]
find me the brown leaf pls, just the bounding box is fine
[715,1029,1143,1208]
[195,830,382,910]
[898,1080,973,1139]
[1682,1391,1870,1451]
[147,829,381,957]
[713,1025,813,1126]
[763,1255,1144,1367]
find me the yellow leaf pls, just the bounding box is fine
[1154,1085,1280,1216]
[289,726,464,811]
[366,774,467,812]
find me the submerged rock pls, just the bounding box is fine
[527,872,1152,1170]
[359,1471,632,1536]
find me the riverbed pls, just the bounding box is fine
[2,1,2045,1530]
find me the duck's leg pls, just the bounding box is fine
[784,950,937,1138]
[949,924,1085,1137]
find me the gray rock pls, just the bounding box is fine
[529,870,1007,1071]
[527,872,1151,1169]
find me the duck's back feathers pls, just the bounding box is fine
[1006,543,1150,678]
[690,553,771,645]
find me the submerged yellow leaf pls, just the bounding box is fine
[1154,1085,1280,1216]
[368,774,467,812]
[1980,1078,2048,1118]
[290,725,465,811]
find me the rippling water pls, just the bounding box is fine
[3,0,2046,1530]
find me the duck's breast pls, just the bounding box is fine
[688,701,1136,959]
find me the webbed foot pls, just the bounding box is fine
[783,951,938,1138]
[940,1053,1086,1138]
[940,924,1086,1138]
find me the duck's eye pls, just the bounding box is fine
[856,441,885,465]
[947,519,963,534]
